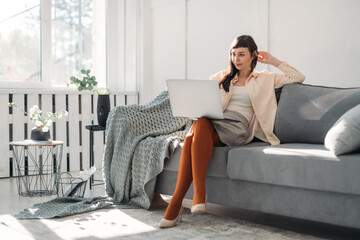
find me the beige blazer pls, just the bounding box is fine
[210,62,305,145]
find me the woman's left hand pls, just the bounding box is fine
[257,51,282,67]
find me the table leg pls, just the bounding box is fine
[89,129,94,189]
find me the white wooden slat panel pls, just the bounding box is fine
[26,94,39,177]
[109,95,116,124]
[41,94,55,174]
[81,94,92,170]
[26,94,39,140]
[116,94,126,107]
[93,94,104,169]
[0,94,10,177]
[41,94,53,137]
[12,94,25,178]
[110,94,115,109]
[94,94,99,125]
[0,91,136,178]
[94,131,105,170]
[91,95,95,125]
[12,94,26,142]
[68,94,80,172]
[93,94,99,126]
[55,94,67,172]
[126,94,138,105]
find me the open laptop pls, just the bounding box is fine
[166,79,224,119]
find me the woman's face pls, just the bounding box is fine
[231,47,254,72]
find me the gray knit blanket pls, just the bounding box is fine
[15,197,115,219]
[103,91,193,209]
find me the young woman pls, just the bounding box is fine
[158,35,305,228]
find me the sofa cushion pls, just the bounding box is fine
[227,143,360,195]
[325,104,360,155]
[164,144,231,178]
[274,84,360,144]
[164,142,268,178]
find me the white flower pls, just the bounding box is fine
[8,102,15,107]
[35,120,43,127]
[9,104,67,132]
[29,108,36,115]
[30,105,40,115]
[45,119,52,126]
[31,113,39,120]
[64,111,68,116]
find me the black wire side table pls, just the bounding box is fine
[85,125,105,189]
[10,140,64,197]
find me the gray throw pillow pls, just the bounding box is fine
[325,104,360,155]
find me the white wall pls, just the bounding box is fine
[139,0,360,104]
[140,0,187,103]
[108,0,139,94]
[186,0,269,79]
[269,0,360,87]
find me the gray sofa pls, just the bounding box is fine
[155,83,360,229]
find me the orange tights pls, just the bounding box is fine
[163,118,223,220]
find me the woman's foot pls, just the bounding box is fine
[191,193,207,214]
[158,206,184,228]
[191,203,206,214]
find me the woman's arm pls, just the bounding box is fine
[258,51,305,88]
[209,70,228,83]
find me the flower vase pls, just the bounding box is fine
[31,127,51,141]
[97,94,110,127]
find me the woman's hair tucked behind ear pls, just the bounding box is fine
[219,35,258,92]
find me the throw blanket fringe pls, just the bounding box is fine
[103,91,193,209]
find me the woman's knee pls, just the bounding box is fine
[192,118,213,135]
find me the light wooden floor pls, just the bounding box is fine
[1,170,360,239]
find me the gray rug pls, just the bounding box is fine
[0,205,323,240]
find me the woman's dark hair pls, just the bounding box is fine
[219,35,258,92]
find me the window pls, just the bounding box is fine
[0,0,106,89]
[0,1,41,84]
[52,0,106,88]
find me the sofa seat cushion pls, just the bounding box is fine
[164,142,268,178]
[227,143,360,195]
[164,144,231,178]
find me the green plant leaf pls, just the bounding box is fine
[68,69,99,92]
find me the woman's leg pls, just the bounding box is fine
[163,134,193,220]
[191,118,222,205]
[163,118,222,220]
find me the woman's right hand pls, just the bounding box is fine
[258,51,282,67]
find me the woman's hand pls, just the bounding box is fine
[257,51,282,67]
